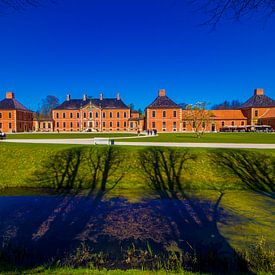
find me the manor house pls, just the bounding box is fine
[0,88,274,133]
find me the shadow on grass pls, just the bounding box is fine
[0,146,262,273]
[210,150,275,199]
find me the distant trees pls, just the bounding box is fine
[184,102,213,138]
[191,0,275,27]
[37,95,59,119]
[211,100,243,110]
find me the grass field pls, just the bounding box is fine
[0,142,274,190]
[5,132,275,144]
[6,132,138,139]
[119,132,275,143]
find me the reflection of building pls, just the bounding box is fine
[0,88,274,133]
[0,92,33,133]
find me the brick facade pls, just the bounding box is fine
[0,92,33,133]
[1,88,274,134]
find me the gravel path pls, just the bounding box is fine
[2,139,275,149]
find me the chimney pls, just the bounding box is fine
[6,92,14,99]
[66,94,71,101]
[116,92,120,101]
[158,89,166,97]
[254,88,264,96]
[99,93,103,101]
[83,94,87,101]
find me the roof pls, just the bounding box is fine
[241,94,275,108]
[54,98,129,110]
[259,108,275,119]
[146,95,181,109]
[0,98,31,111]
[209,110,247,120]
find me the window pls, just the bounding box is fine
[152,111,156,118]
[83,112,86,118]
[63,113,66,119]
[202,121,205,128]
[255,110,258,117]
[162,121,166,128]
[231,121,234,126]
[173,122,177,129]
[124,121,127,127]
[117,122,120,127]
[70,113,73,118]
[95,112,98,118]
[110,122,113,127]
[89,112,92,118]
[84,122,86,127]
[70,122,73,128]
[130,122,133,128]
[48,123,51,128]
[0,123,2,128]
[43,123,46,128]
[221,121,225,127]
[173,110,177,118]
[183,121,186,128]
[96,121,98,127]
[117,112,120,118]
[103,112,106,118]
[56,113,59,119]
[0,113,2,118]
[9,112,12,119]
[241,121,245,126]
[110,112,113,118]
[56,122,59,128]
[124,112,127,118]
[103,122,106,127]
[77,113,80,119]
[77,122,80,128]
[63,122,66,128]
[9,123,12,129]
[163,111,166,118]
[152,122,155,128]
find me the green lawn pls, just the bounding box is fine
[5,132,275,144]
[6,132,138,139]
[0,142,274,191]
[119,132,275,143]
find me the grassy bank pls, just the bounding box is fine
[0,142,274,190]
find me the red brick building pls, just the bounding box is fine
[145,89,182,132]
[0,92,33,133]
[52,93,141,132]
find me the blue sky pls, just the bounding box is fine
[0,0,274,111]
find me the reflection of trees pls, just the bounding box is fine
[1,146,254,272]
[138,147,248,272]
[211,150,275,199]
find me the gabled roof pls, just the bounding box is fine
[210,110,247,120]
[241,93,275,108]
[0,98,31,111]
[54,98,129,110]
[147,95,181,109]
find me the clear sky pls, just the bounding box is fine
[0,0,274,111]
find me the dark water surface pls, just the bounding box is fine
[0,189,236,266]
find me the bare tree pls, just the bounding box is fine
[184,102,213,138]
[37,95,59,119]
[190,0,275,27]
